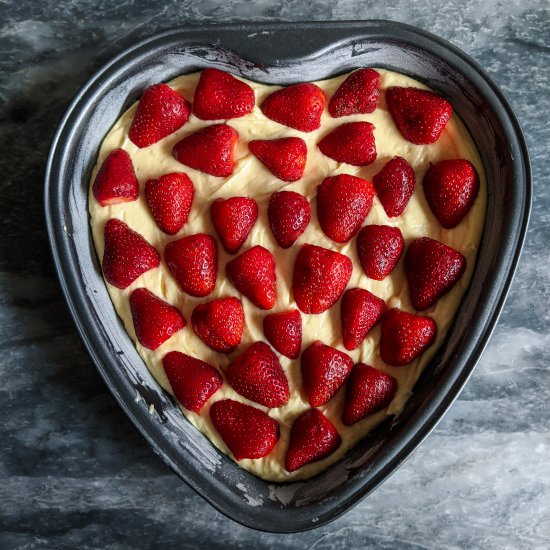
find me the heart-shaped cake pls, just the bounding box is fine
[88,67,485,481]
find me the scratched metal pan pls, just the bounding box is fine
[44,21,530,532]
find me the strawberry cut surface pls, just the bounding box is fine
[92,148,139,206]
[249,137,307,182]
[318,121,377,166]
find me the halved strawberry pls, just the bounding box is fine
[372,156,415,218]
[193,68,255,120]
[380,308,436,366]
[210,197,258,254]
[386,86,452,145]
[145,172,194,235]
[261,83,325,132]
[301,341,353,406]
[172,123,238,177]
[328,68,380,117]
[92,149,139,206]
[102,219,160,289]
[248,137,307,182]
[340,288,386,351]
[226,246,277,310]
[285,409,341,472]
[343,364,397,425]
[263,309,302,359]
[356,225,404,280]
[268,191,311,249]
[293,244,352,314]
[129,83,191,148]
[318,121,377,166]
[162,351,223,412]
[191,297,244,353]
[423,159,480,228]
[210,399,280,460]
[164,234,217,297]
[405,237,466,310]
[317,174,375,243]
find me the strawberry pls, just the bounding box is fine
[226,342,290,408]
[292,244,352,314]
[317,174,375,243]
[129,288,186,350]
[356,225,404,280]
[193,68,255,120]
[164,234,217,297]
[102,219,160,289]
[340,288,386,351]
[261,83,325,132]
[386,86,452,145]
[191,297,244,353]
[372,156,415,218]
[285,409,341,472]
[145,172,194,235]
[172,123,238,177]
[268,191,311,249]
[248,137,307,182]
[328,68,380,117]
[210,197,258,254]
[405,237,466,310]
[263,309,302,359]
[92,148,139,206]
[318,121,377,166]
[342,364,397,425]
[129,83,191,148]
[380,308,437,366]
[423,159,480,228]
[162,351,223,412]
[301,341,353,407]
[210,399,280,460]
[226,246,277,310]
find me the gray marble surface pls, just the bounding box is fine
[1,1,549,548]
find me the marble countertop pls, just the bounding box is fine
[1,1,548,548]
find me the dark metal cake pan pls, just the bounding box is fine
[44,21,530,532]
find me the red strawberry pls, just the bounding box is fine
[261,83,325,132]
[386,86,452,145]
[172,123,238,177]
[226,342,290,408]
[301,341,353,407]
[317,174,375,243]
[268,191,311,249]
[285,409,341,472]
[263,309,302,359]
[343,364,397,425]
[145,172,194,235]
[328,68,380,117]
[293,244,352,314]
[210,197,258,254]
[129,288,186,350]
[423,159,480,228]
[193,68,255,120]
[191,297,244,354]
[226,246,277,310]
[380,308,436,366]
[318,121,377,166]
[162,351,222,412]
[210,399,280,460]
[372,156,416,218]
[405,237,466,310]
[340,288,386,351]
[92,149,139,206]
[164,234,217,297]
[102,219,160,289]
[129,83,191,148]
[356,225,404,280]
[248,137,307,182]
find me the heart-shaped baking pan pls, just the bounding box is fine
[44,21,530,532]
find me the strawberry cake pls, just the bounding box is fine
[88,67,486,481]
